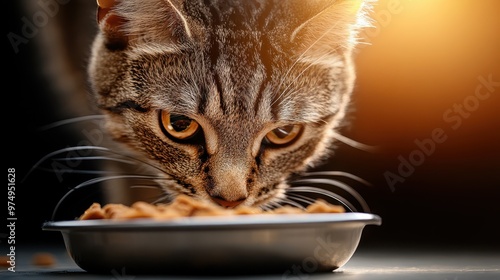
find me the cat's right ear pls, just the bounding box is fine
[289,0,375,57]
[96,0,128,50]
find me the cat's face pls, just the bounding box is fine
[88,0,372,208]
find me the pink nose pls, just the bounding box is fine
[211,196,245,208]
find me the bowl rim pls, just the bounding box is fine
[42,212,381,232]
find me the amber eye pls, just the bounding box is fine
[160,111,200,140]
[264,125,303,146]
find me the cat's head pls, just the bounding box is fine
[88,0,373,208]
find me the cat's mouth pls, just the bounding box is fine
[210,196,246,209]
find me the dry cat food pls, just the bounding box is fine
[0,253,56,269]
[32,253,56,267]
[0,256,9,268]
[79,194,344,220]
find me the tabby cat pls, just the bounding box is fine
[34,0,375,212]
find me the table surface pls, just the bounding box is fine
[1,243,499,280]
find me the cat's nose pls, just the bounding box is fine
[211,196,246,208]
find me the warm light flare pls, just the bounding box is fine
[351,0,500,153]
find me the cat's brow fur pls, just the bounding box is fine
[87,0,374,207]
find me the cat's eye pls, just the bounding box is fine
[160,111,200,140]
[264,125,303,146]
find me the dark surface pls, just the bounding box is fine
[1,243,499,279]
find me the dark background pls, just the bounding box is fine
[5,0,500,252]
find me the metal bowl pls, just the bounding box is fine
[43,213,381,275]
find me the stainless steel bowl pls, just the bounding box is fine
[43,213,381,275]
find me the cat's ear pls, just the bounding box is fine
[96,0,191,50]
[96,0,128,49]
[290,0,374,56]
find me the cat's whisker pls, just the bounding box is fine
[129,184,162,190]
[301,171,372,186]
[24,145,172,183]
[269,200,286,210]
[52,156,136,165]
[70,175,168,191]
[52,174,169,220]
[37,167,113,175]
[291,178,370,212]
[283,193,316,206]
[150,192,176,205]
[259,204,273,212]
[286,186,357,212]
[331,131,379,152]
[93,149,175,179]
[276,198,306,210]
[38,115,106,131]
[22,146,112,183]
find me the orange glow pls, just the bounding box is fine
[350,0,500,155]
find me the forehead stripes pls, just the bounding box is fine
[186,1,281,117]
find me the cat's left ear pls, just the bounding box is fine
[96,0,129,49]
[291,0,374,56]
[96,0,192,50]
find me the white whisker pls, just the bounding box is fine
[285,193,316,205]
[24,145,169,183]
[292,178,370,212]
[287,186,357,212]
[23,146,111,183]
[129,185,161,190]
[301,171,372,186]
[52,174,168,219]
[275,197,306,209]
[38,115,105,131]
[259,204,273,212]
[37,167,113,175]
[269,201,285,209]
[52,156,136,165]
[151,194,174,205]
[331,131,379,152]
